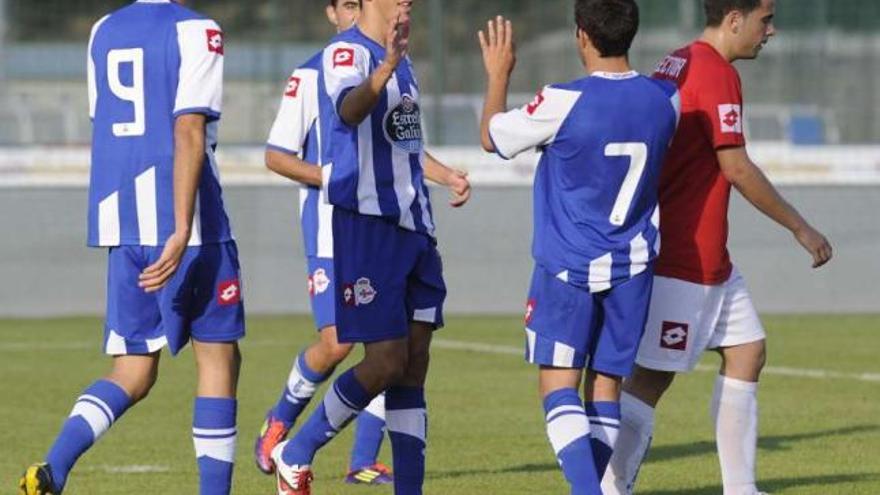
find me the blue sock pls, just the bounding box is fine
[193,397,237,495]
[273,351,331,427]
[543,388,600,495]
[584,401,621,479]
[282,368,373,466]
[350,393,387,471]
[386,387,427,495]
[45,380,131,490]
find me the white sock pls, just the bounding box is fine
[712,375,759,495]
[601,391,655,495]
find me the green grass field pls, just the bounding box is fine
[2,315,879,494]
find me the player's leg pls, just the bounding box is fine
[184,241,246,495]
[584,268,653,481]
[603,275,721,494]
[710,269,766,495]
[192,340,241,495]
[21,246,165,495]
[526,265,601,494]
[347,392,392,484]
[381,235,446,494]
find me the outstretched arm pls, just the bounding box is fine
[479,16,516,153]
[265,151,322,187]
[718,146,833,268]
[424,152,471,207]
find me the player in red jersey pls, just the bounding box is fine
[602,1,832,494]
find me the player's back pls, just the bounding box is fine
[531,73,679,291]
[88,0,230,247]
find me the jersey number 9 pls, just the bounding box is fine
[107,48,145,137]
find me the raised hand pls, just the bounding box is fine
[478,15,516,82]
[385,10,410,70]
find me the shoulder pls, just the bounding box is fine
[302,51,324,71]
[323,37,371,67]
[643,77,678,99]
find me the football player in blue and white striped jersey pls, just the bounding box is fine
[20,2,243,494]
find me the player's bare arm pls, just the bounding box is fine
[265,150,322,187]
[423,152,471,207]
[339,9,409,126]
[718,146,833,268]
[139,113,206,292]
[478,16,516,153]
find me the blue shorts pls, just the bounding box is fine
[104,241,246,356]
[307,256,335,331]
[524,264,654,377]
[332,208,446,344]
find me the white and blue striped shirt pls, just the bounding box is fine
[87,0,232,247]
[321,27,435,237]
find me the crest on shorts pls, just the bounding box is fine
[343,277,377,307]
[660,321,688,350]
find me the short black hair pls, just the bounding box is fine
[575,0,639,58]
[704,0,762,27]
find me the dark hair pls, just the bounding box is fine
[575,0,639,58]
[704,0,761,27]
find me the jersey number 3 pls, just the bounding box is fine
[107,48,145,137]
[605,142,648,227]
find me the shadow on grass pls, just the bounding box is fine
[641,473,880,495]
[647,424,879,464]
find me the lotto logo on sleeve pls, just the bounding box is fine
[285,76,301,98]
[217,279,241,306]
[660,321,689,350]
[206,29,224,55]
[525,91,545,115]
[718,104,743,134]
[333,47,355,68]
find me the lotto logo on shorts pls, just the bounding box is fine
[206,29,224,55]
[333,47,355,68]
[217,279,241,306]
[343,278,377,307]
[660,321,689,350]
[525,299,536,324]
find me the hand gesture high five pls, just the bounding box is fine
[479,16,516,83]
[385,9,410,70]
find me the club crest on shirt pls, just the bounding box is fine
[384,94,423,153]
[206,29,224,55]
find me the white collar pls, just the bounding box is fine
[590,70,639,80]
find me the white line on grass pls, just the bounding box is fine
[81,465,170,474]
[3,337,878,384]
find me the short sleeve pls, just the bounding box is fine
[698,66,745,149]
[488,86,581,160]
[173,19,224,120]
[266,68,320,156]
[322,42,370,116]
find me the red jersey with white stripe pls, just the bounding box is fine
[652,41,746,285]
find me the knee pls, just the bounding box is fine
[623,366,675,407]
[110,367,158,404]
[318,340,353,366]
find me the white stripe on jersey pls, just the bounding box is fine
[386,75,417,231]
[174,19,223,117]
[98,192,120,246]
[87,15,111,120]
[651,205,661,253]
[588,253,613,293]
[188,192,202,246]
[135,167,158,245]
[629,232,649,278]
[488,86,581,159]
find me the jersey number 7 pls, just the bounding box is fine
[107,48,145,137]
[605,142,648,227]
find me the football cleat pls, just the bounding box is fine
[254,411,291,475]
[345,462,393,485]
[272,441,313,495]
[19,463,60,495]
